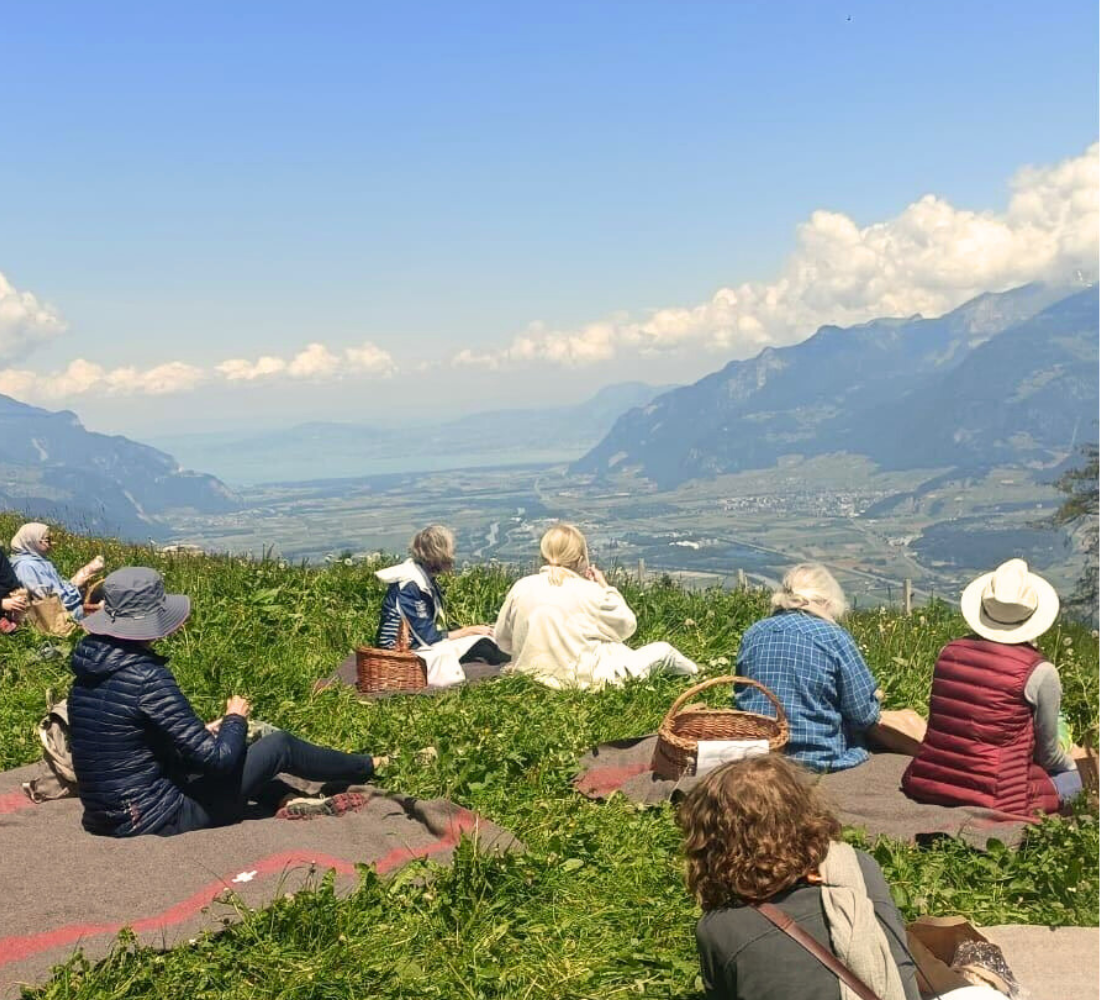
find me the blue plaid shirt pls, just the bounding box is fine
[735,610,880,771]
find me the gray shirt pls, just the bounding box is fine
[695,850,920,1000]
[1024,660,1074,774]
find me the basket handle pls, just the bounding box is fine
[659,674,787,733]
[395,617,411,653]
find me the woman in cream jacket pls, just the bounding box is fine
[494,524,697,689]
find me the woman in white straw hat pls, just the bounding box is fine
[903,558,1081,814]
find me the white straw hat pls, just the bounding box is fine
[960,558,1059,644]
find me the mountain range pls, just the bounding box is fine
[0,395,236,540]
[573,284,1098,487]
[151,381,673,485]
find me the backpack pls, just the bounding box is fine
[22,695,78,803]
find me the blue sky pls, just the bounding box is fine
[0,0,1096,434]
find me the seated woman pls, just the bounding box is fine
[375,525,506,686]
[68,567,383,837]
[679,754,919,1000]
[494,523,697,689]
[0,545,28,628]
[736,563,880,772]
[10,522,104,621]
[903,558,1081,814]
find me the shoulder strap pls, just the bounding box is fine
[753,901,884,1000]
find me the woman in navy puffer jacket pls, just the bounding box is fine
[69,567,379,837]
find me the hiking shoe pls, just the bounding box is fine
[277,792,370,821]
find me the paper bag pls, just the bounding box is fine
[870,709,928,757]
[906,916,991,997]
[1071,744,1098,795]
[24,595,77,638]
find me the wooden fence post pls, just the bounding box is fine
[737,569,747,590]
[637,558,645,583]
[903,578,913,616]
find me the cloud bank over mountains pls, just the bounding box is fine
[0,142,1095,403]
[453,142,1098,369]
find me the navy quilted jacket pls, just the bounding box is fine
[68,635,247,837]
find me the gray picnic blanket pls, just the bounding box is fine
[0,762,521,998]
[572,736,1040,850]
[313,651,505,697]
[983,925,1099,1000]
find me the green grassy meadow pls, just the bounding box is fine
[0,514,1096,999]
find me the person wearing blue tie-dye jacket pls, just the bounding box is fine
[374,525,505,685]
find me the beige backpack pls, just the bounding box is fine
[22,695,78,803]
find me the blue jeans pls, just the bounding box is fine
[159,731,374,835]
[1051,766,1084,805]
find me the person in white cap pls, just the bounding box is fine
[903,559,1081,814]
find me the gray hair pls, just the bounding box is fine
[771,563,849,622]
[410,525,455,575]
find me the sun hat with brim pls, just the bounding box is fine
[960,558,1059,644]
[82,567,191,641]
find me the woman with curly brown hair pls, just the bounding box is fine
[678,755,919,1000]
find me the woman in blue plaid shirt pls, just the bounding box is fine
[735,564,881,772]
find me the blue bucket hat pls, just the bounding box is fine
[82,567,191,641]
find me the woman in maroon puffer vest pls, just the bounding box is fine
[903,558,1082,815]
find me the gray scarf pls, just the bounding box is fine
[818,841,907,1000]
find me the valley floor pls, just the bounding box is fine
[162,455,1084,611]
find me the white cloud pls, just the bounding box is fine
[218,340,395,383]
[0,359,205,401]
[452,142,1100,368]
[216,355,287,381]
[287,342,341,379]
[346,341,397,376]
[0,271,68,362]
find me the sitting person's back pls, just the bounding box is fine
[495,561,637,688]
[70,567,379,837]
[903,559,1080,814]
[495,523,696,689]
[737,564,880,772]
[69,632,246,836]
[680,755,918,1000]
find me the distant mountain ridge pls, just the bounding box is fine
[0,395,236,539]
[152,381,674,485]
[572,284,1098,487]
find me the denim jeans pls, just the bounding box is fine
[159,731,374,835]
[1051,766,1084,805]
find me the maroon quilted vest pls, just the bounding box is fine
[902,638,1059,815]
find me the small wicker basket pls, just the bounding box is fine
[651,674,789,779]
[355,619,428,693]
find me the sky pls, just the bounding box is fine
[0,0,1097,437]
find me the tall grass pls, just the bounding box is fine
[0,514,1096,999]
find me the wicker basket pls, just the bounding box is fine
[355,619,428,693]
[651,675,788,779]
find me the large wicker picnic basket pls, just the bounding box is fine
[355,619,428,693]
[651,675,789,779]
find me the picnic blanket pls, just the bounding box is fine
[313,651,505,698]
[572,737,1040,850]
[0,762,521,998]
[983,924,1099,1000]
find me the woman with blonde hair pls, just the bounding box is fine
[493,523,697,689]
[679,754,918,999]
[375,525,504,686]
[735,563,881,772]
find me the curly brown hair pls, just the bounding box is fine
[677,754,840,910]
